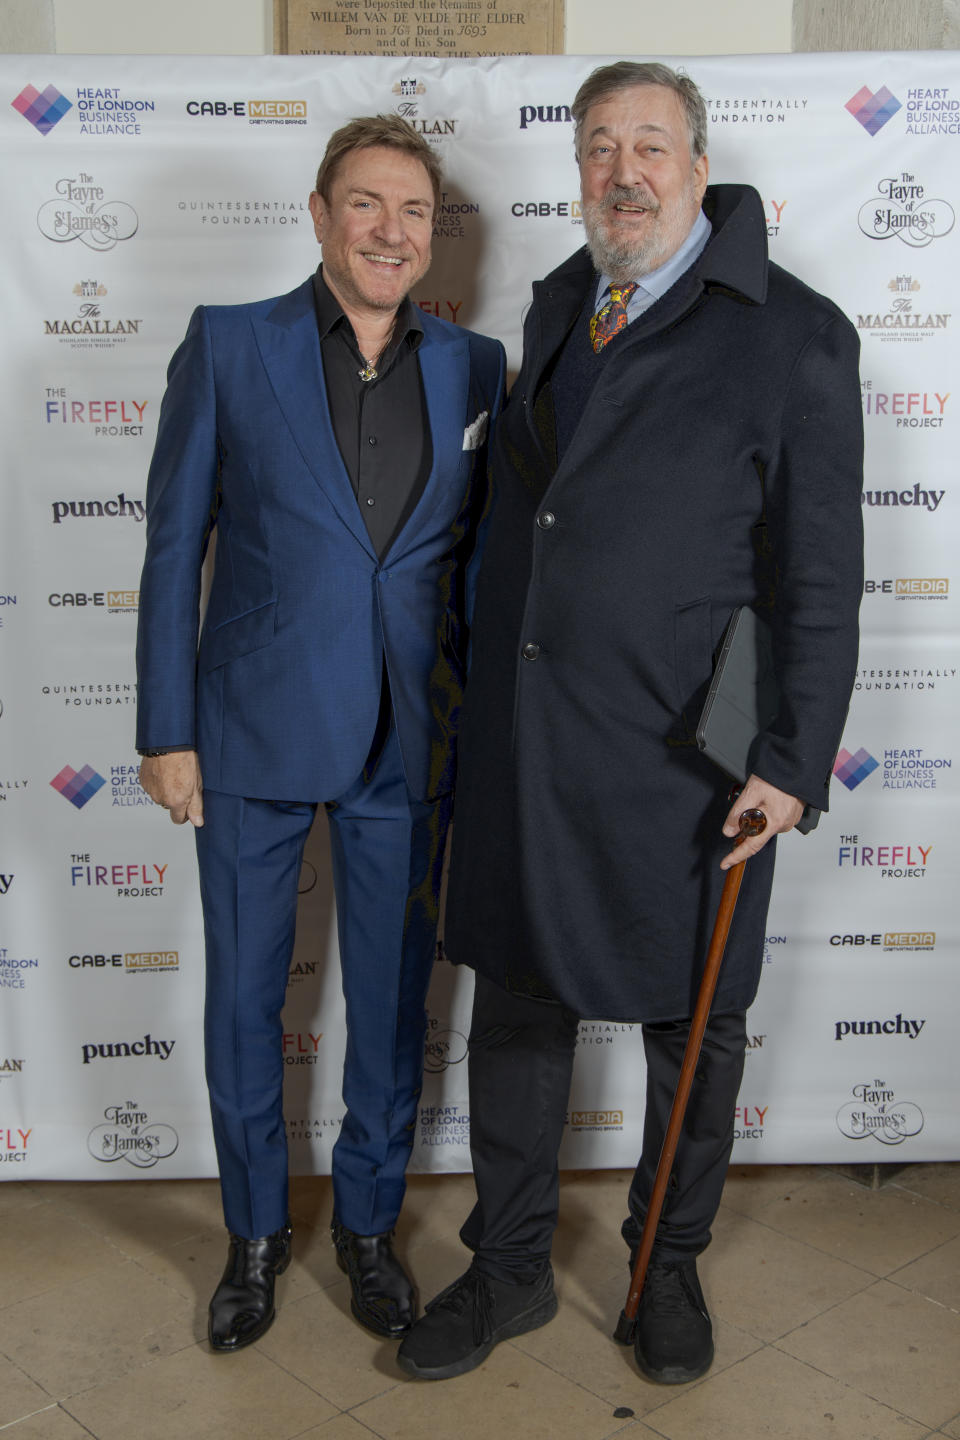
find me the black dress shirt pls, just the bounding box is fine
[312,267,432,559]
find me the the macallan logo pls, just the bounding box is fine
[857,276,950,337]
[392,80,457,140]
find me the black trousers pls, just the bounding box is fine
[460,973,747,1283]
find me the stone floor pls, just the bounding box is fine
[1,1163,959,1438]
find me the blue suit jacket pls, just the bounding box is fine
[136,277,505,802]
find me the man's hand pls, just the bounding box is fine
[719,772,802,870]
[139,751,204,827]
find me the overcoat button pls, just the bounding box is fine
[521,642,540,660]
[537,511,556,529]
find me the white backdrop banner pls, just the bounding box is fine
[1,52,958,1183]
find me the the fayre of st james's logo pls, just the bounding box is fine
[836,1079,924,1145]
[87,1101,179,1168]
[37,175,138,252]
[858,174,955,248]
[423,1020,467,1073]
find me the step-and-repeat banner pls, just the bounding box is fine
[1,52,957,1183]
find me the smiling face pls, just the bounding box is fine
[308,144,434,321]
[579,84,708,283]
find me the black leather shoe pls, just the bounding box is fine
[331,1221,416,1338]
[208,1221,292,1352]
[632,1257,714,1384]
[397,1263,557,1380]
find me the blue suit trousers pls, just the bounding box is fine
[195,723,450,1239]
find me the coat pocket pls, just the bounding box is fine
[672,597,714,739]
[199,598,277,672]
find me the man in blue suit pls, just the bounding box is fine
[136,114,504,1353]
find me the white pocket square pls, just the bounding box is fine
[462,410,489,451]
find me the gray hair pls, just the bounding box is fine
[571,62,708,163]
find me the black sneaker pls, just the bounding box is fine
[396,1263,557,1380]
[632,1257,714,1384]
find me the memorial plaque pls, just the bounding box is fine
[275,0,563,58]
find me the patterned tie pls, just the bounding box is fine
[589,282,639,352]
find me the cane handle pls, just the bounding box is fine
[735,807,767,845]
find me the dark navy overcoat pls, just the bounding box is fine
[445,186,863,1022]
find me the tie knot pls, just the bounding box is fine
[609,282,638,306]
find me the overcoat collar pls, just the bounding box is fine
[250,277,469,562]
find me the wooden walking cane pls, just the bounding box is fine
[613,802,767,1346]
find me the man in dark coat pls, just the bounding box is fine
[398,62,863,1385]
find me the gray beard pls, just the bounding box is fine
[582,183,698,283]
[582,191,663,282]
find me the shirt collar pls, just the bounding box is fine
[311,264,423,350]
[595,207,712,309]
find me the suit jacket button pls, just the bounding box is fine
[537,511,555,529]
[521,641,540,660]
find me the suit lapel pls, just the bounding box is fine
[384,320,468,560]
[250,279,375,557]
